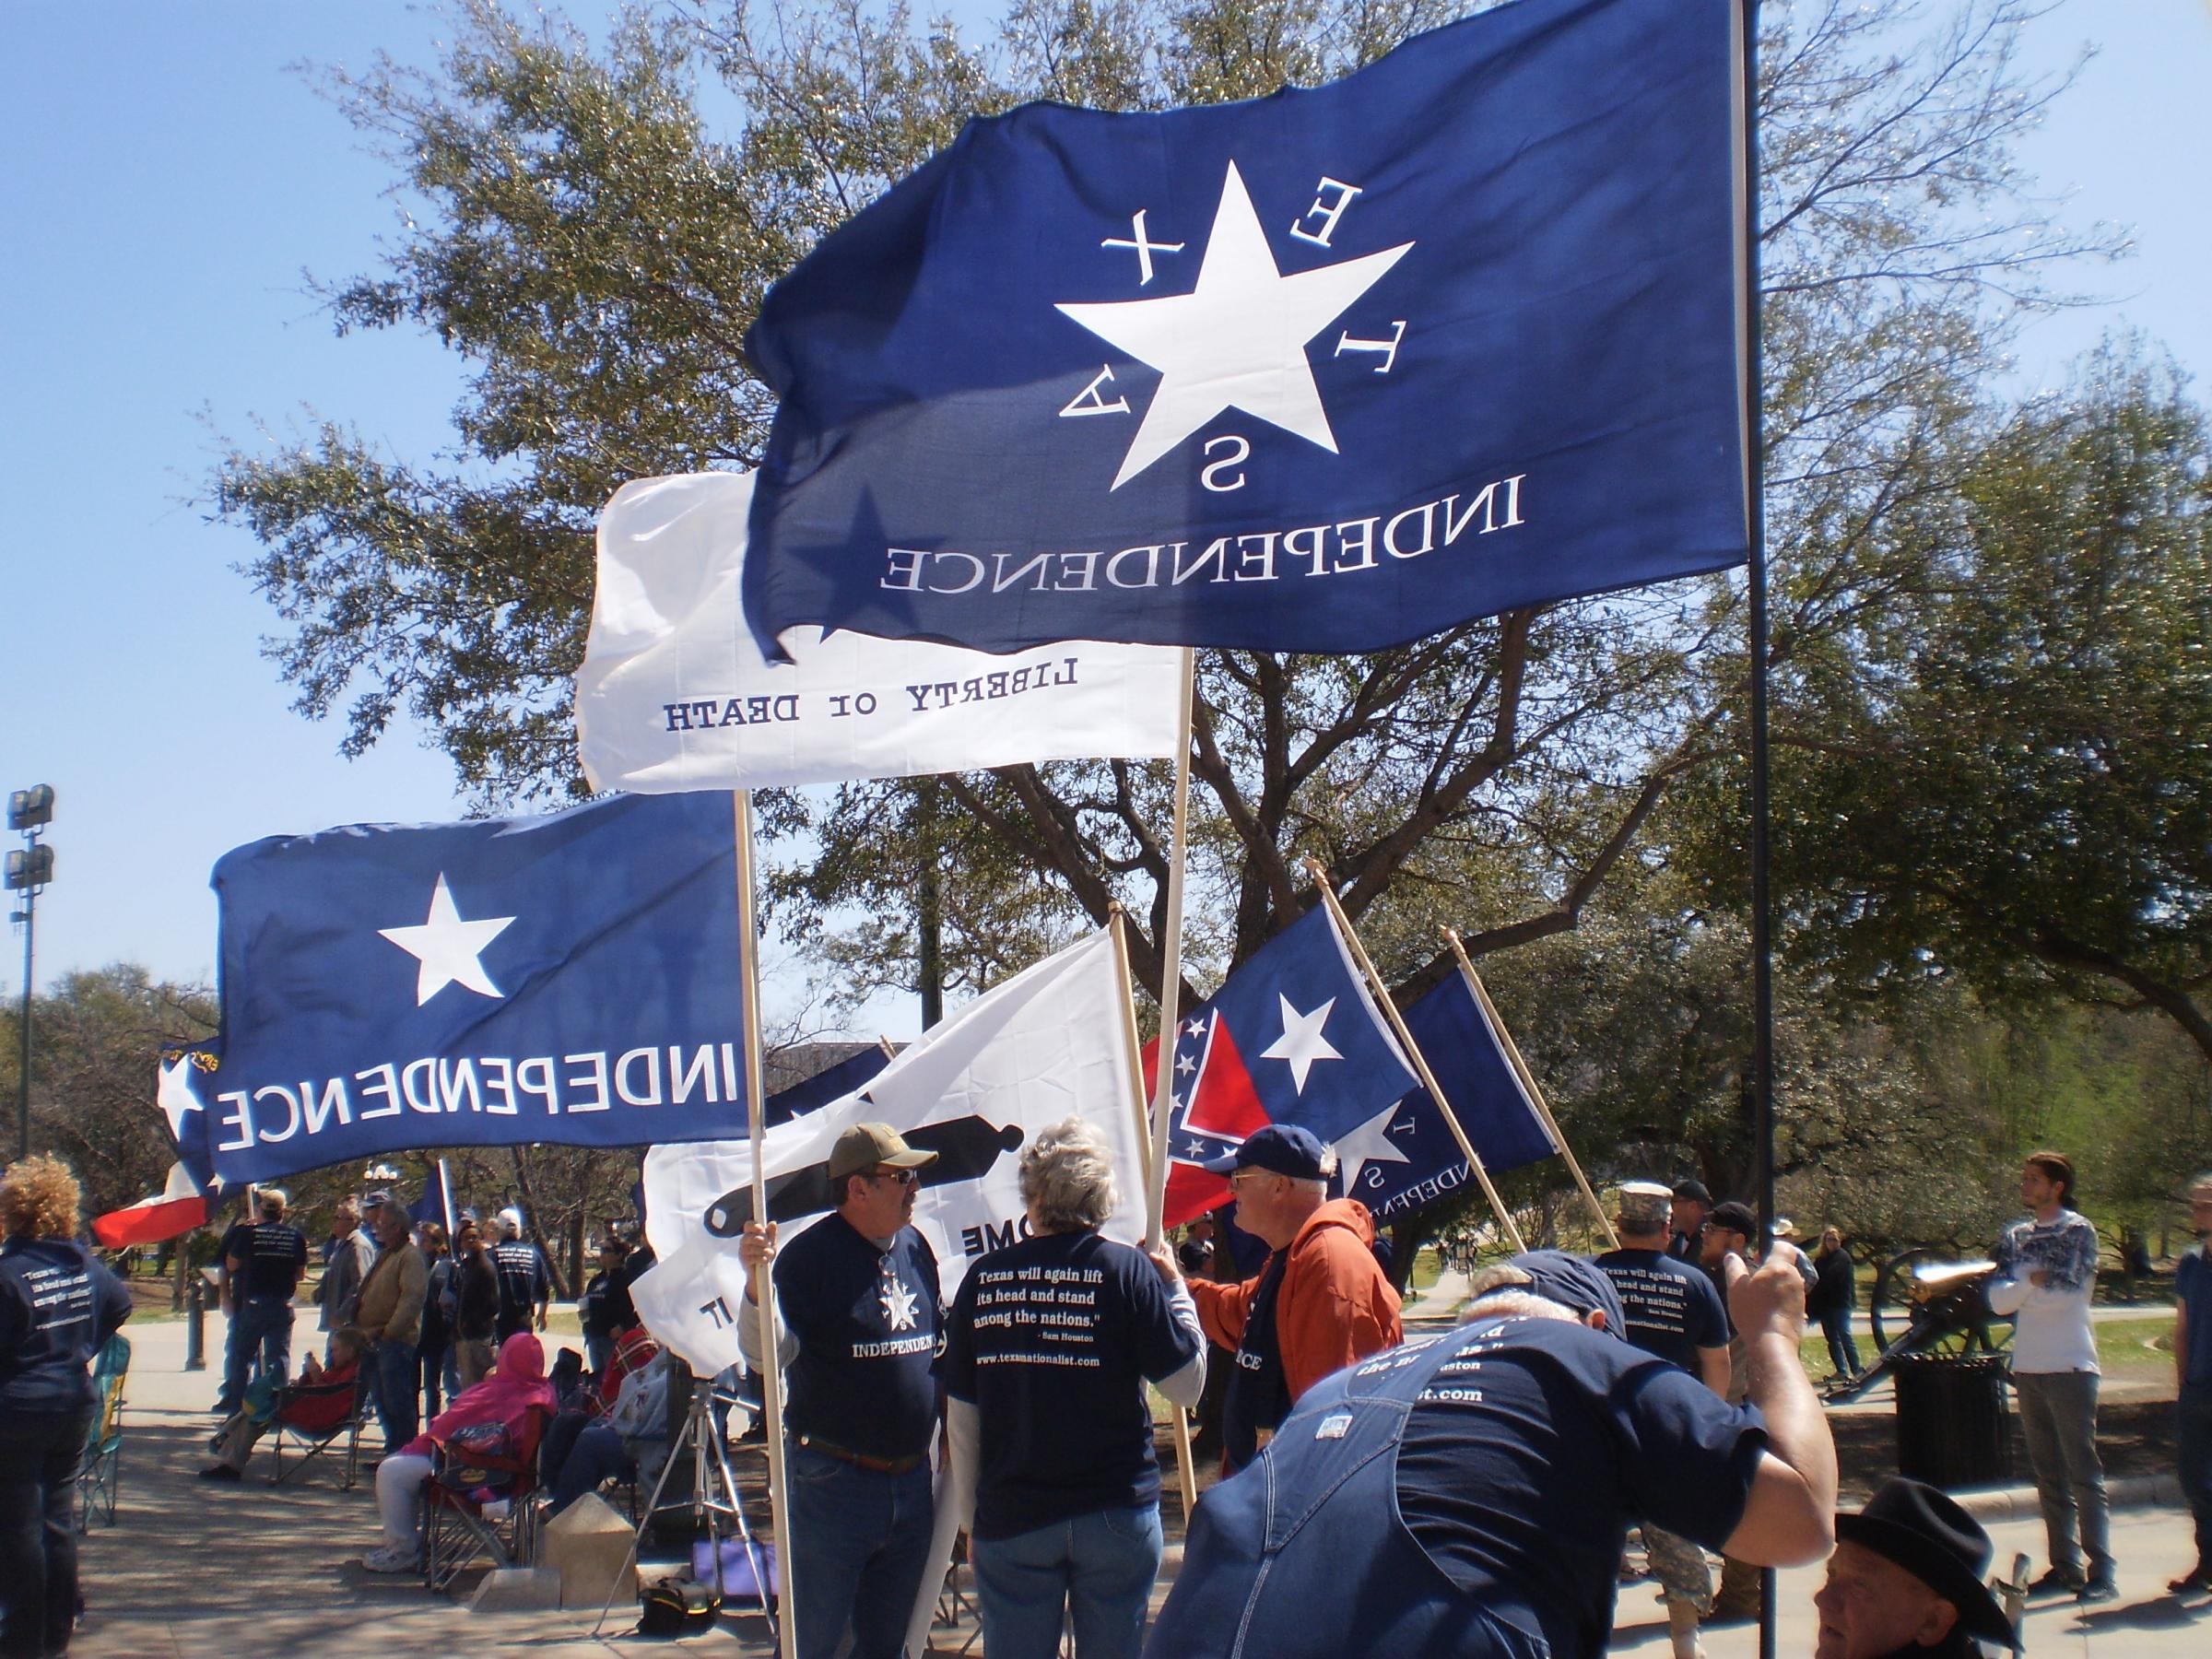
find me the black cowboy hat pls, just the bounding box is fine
[1836,1478,2018,1650]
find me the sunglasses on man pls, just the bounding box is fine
[872,1166,923,1188]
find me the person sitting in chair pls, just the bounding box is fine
[199,1332,362,1481]
[363,1331,557,1573]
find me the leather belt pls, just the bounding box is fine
[795,1434,926,1476]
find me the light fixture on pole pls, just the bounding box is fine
[7,784,56,1163]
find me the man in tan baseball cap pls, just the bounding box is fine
[737,1122,944,1659]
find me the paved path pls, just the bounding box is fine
[67,1305,2205,1656]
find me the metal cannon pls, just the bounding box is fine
[1821,1248,2010,1405]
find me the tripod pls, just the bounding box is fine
[594,1375,778,1641]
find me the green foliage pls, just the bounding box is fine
[1766,353,2212,1060]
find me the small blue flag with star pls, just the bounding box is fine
[1344,961,1561,1226]
[1153,903,1420,1226]
[179,793,754,1186]
[741,0,1745,659]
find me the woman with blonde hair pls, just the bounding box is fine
[1,1156,132,1656]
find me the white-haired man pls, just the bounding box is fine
[1148,1248,1838,1659]
[1188,1124,1401,1473]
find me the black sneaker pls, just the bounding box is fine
[2077,1575,2118,1605]
[2168,1564,2212,1595]
[198,1464,242,1482]
[2029,1566,2085,1595]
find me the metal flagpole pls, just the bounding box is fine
[1144,649,1197,1238]
[1110,909,1199,1518]
[733,789,799,1659]
[1302,861,1525,1254]
[1734,4,1781,1654]
[1441,930,1618,1249]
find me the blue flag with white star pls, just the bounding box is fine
[1155,903,1420,1226]
[181,793,753,1185]
[1349,963,1560,1226]
[741,0,1744,659]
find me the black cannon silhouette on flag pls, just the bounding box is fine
[703,1112,1026,1235]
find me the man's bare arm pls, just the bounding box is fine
[1720,1244,1838,1568]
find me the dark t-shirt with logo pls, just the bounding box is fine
[0,1238,133,1412]
[491,1240,551,1335]
[946,1229,1199,1538]
[774,1212,942,1462]
[229,1220,308,1300]
[1594,1247,1729,1371]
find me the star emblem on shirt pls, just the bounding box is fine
[1056,161,1412,488]
[378,873,517,1006]
[1260,994,1344,1094]
[880,1275,921,1333]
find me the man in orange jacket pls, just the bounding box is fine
[1188,1124,1402,1472]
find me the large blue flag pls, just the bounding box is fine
[1350,962,1560,1226]
[741,0,1745,659]
[172,793,755,1185]
[1153,903,1421,1226]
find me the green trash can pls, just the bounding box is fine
[1892,1355,2013,1488]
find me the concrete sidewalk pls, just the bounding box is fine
[68,1308,2207,1656]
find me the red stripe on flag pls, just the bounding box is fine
[93,1194,208,1248]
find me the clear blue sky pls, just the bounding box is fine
[3,1,2207,1035]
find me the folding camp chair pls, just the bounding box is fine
[269,1365,372,1489]
[422,1405,553,1594]
[75,1333,130,1533]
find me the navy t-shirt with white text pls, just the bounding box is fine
[946,1230,1199,1539]
[0,1238,133,1412]
[230,1220,309,1300]
[775,1213,943,1463]
[1594,1247,1730,1371]
[1395,1315,1767,1659]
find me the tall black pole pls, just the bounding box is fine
[916,778,944,1029]
[1738,5,1779,1658]
[15,881,29,1163]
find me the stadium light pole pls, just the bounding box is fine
[7,784,56,1163]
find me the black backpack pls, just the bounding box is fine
[638,1577,721,1637]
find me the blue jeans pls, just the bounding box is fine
[371,1340,419,1455]
[972,1505,1163,1659]
[783,1443,936,1659]
[220,1296,293,1410]
[0,1406,90,1659]
[1819,1307,1861,1377]
[2181,1382,2212,1570]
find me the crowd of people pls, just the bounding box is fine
[4,1137,2211,1656]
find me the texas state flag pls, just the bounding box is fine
[1153,904,1419,1228]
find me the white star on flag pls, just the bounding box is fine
[1260,994,1344,1094]
[1056,160,1413,488]
[378,873,517,1006]
[1175,1052,1197,1077]
[157,1055,204,1144]
[1332,1100,1414,1194]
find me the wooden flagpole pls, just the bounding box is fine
[1441,928,1617,1249]
[1139,650,1200,1524]
[1300,859,1526,1254]
[732,789,798,1659]
[1145,648,1197,1240]
[1111,908,1198,1519]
